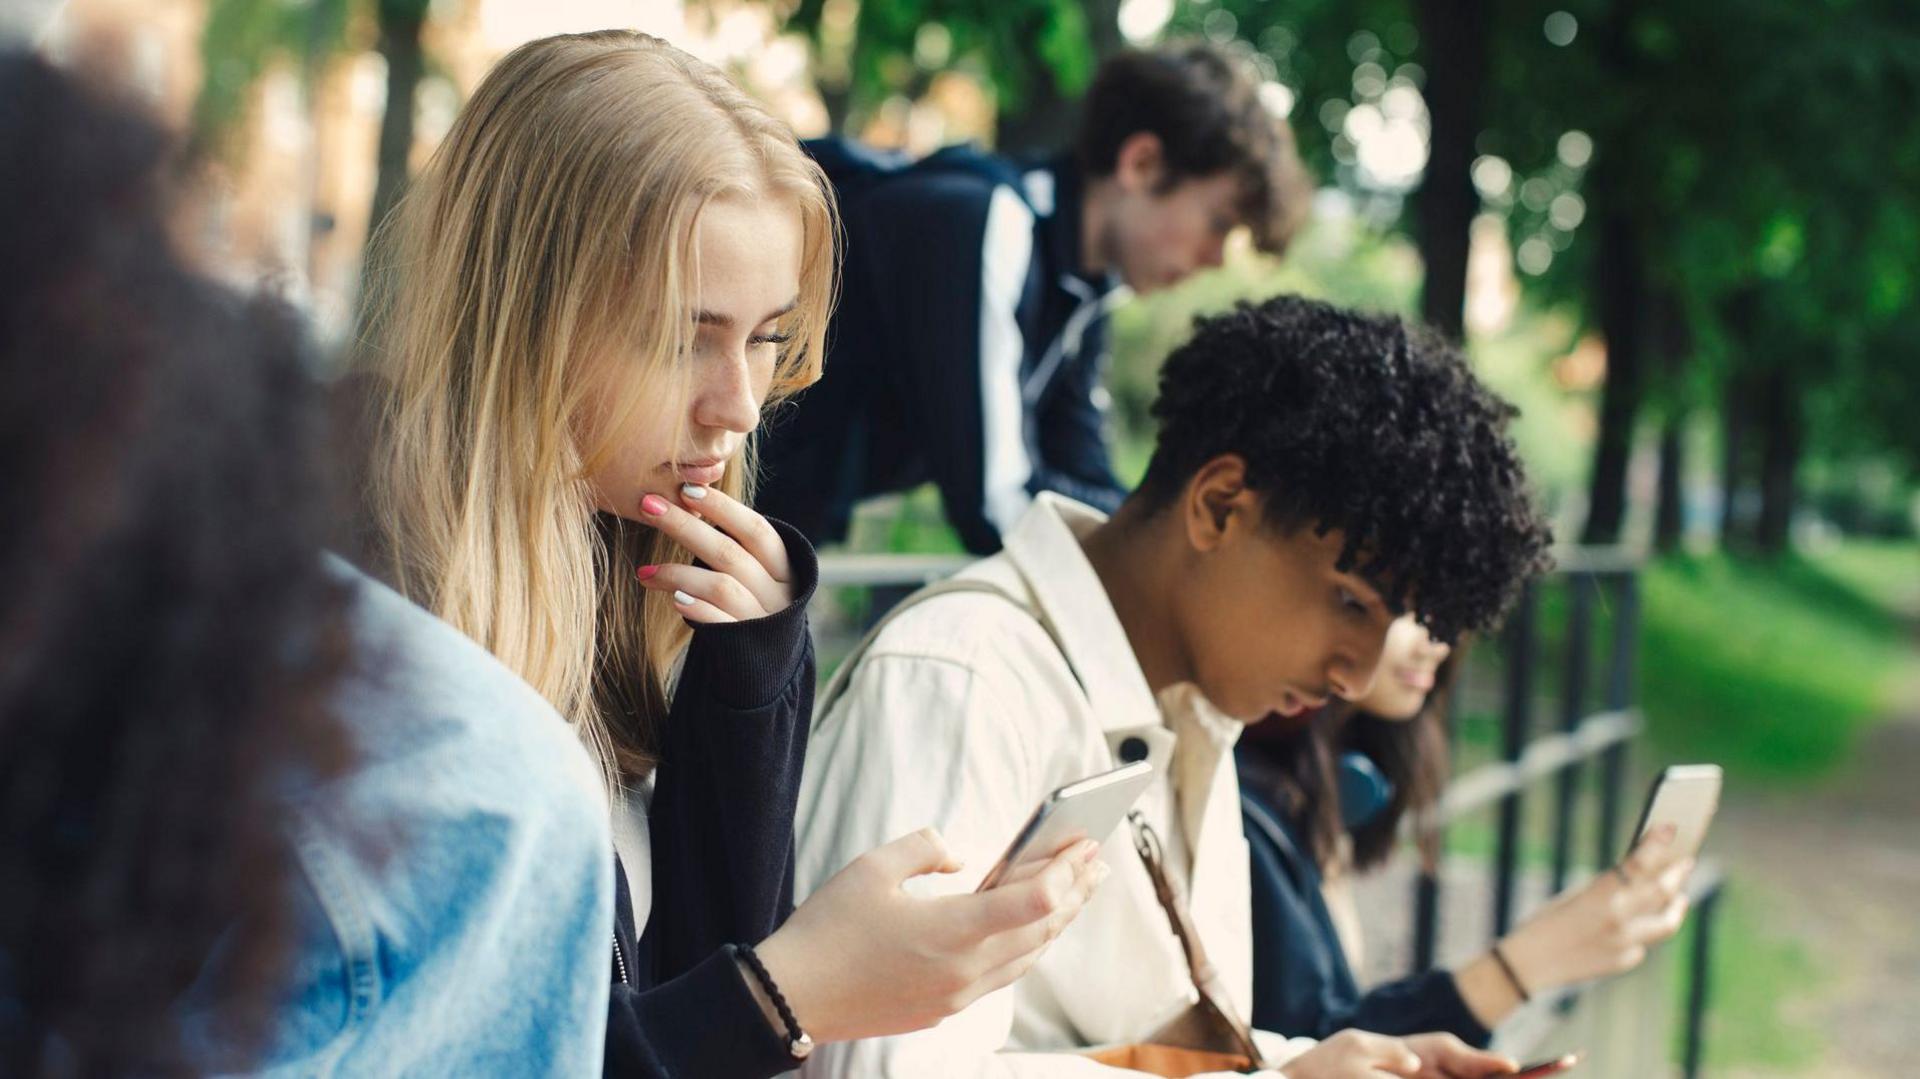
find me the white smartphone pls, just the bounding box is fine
[1630,764,1723,861]
[975,761,1154,892]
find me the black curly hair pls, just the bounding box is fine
[1136,295,1553,643]
[0,53,352,1073]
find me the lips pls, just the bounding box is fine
[672,459,727,485]
[1395,668,1436,691]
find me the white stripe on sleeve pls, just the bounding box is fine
[978,185,1037,538]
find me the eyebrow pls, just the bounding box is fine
[693,297,800,329]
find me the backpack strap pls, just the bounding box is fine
[814,577,1083,725]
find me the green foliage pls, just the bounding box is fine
[785,0,1099,126]
[1164,0,1920,481]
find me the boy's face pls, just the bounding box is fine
[1107,172,1240,294]
[1170,456,1399,723]
[1099,133,1242,293]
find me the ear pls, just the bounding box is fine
[1182,454,1260,553]
[1113,131,1167,195]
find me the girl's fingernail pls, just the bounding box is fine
[641,494,669,516]
[681,483,708,500]
[672,590,695,606]
[637,564,658,581]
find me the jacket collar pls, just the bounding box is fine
[998,492,1165,739]
[1021,157,1118,297]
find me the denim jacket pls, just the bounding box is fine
[189,556,614,1076]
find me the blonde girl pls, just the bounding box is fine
[363,30,1102,1076]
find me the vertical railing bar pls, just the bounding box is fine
[1492,583,1536,936]
[1551,574,1594,892]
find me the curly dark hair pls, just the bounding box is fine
[1137,295,1553,644]
[1075,42,1313,255]
[0,53,352,1073]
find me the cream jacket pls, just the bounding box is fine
[794,494,1314,1077]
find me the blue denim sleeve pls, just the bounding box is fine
[210,558,616,1077]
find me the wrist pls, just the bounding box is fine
[750,928,827,1042]
[1453,951,1524,1028]
[735,941,818,1060]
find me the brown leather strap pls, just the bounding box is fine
[1128,811,1267,1068]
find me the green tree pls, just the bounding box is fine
[193,0,432,289]
[783,0,1117,153]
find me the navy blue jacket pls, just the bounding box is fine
[1240,758,1492,1045]
[756,140,1126,555]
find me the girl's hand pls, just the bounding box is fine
[1498,824,1694,993]
[635,483,792,623]
[752,828,1107,1043]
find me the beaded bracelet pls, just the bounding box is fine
[736,944,816,1061]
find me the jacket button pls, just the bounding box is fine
[1118,736,1150,763]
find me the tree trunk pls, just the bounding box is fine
[1718,372,1749,549]
[1755,365,1801,554]
[996,0,1123,155]
[1578,191,1646,545]
[1653,416,1684,553]
[1413,0,1488,342]
[1651,290,1691,553]
[367,0,428,244]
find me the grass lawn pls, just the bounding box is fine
[1638,543,1919,780]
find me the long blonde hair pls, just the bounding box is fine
[362,31,835,794]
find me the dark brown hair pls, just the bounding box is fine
[1337,651,1460,872]
[1240,651,1462,875]
[0,52,352,1073]
[1075,42,1313,255]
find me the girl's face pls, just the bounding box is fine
[588,194,802,522]
[1354,613,1451,720]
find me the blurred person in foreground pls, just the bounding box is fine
[0,51,614,1075]
[756,42,1314,555]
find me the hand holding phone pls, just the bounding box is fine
[1629,764,1722,862]
[976,762,1153,892]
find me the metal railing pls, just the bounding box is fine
[812,545,1726,1077]
[1398,550,1726,1078]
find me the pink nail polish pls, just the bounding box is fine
[641,494,668,516]
[636,565,658,581]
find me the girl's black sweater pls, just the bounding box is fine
[603,519,818,1077]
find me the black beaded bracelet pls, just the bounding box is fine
[1490,942,1533,1003]
[736,944,815,1061]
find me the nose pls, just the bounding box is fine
[690,341,761,435]
[1328,625,1391,701]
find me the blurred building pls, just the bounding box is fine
[29,0,894,352]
